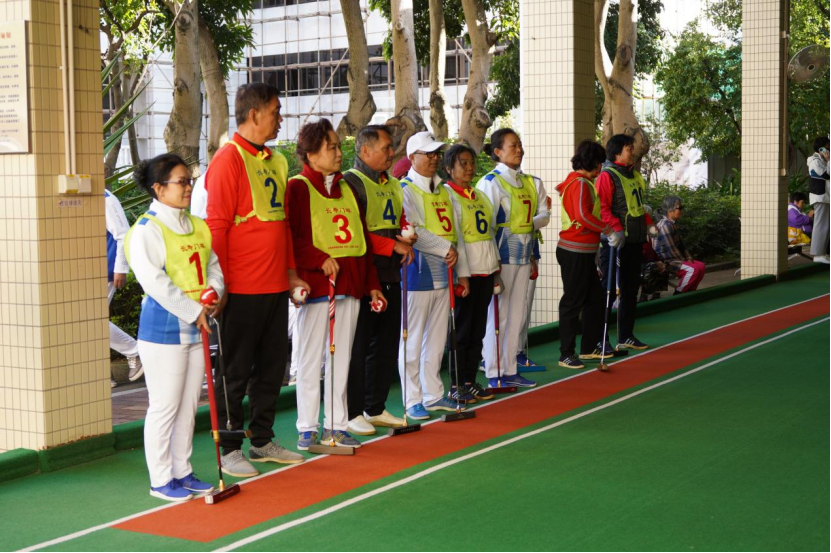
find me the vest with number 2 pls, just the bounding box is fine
[402,177,457,244]
[231,142,287,225]
[486,171,537,235]
[344,168,403,231]
[293,175,367,258]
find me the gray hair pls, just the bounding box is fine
[662,195,683,213]
[355,125,392,154]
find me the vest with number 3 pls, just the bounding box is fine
[402,177,458,244]
[231,142,287,225]
[294,175,367,258]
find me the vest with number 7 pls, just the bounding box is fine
[402,177,458,244]
[344,168,403,231]
[231,142,287,225]
[124,212,212,301]
[293,175,367,258]
[486,172,537,235]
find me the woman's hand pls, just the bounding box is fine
[321,257,340,278]
[394,239,415,265]
[457,277,470,298]
[196,306,212,334]
[445,246,458,268]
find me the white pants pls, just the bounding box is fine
[108,282,139,358]
[138,339,204,488]
[288,305,299,377]
[519,277,537,354]
[398,288,449,409]
[295,297,359,432]
[483,263,531,378]
[810,202,829,256]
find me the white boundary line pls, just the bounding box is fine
[17,294,828,552]
[215,317,829,552]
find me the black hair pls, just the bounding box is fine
[443,144,477,176]
[296,118,335,165]
[355,125,392,153]
[813,136,830,153]
[133,153,188,200]
[482,128,519,162]
[570,140,607,171]
[235,83,281,126]
[605,134,635,161]
[790,191,809,203]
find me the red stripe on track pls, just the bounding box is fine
[115,296,828,542]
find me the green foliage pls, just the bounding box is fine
[704,0,741,38]
[645,181,741,261]
[654,23,742,160]
[788,173,809,196]
[706,167,741,196]
[486,40,520,120]
[109,273,144,357]
[640,113,682,184]
[196,0,256,79]
[603,0,665,77]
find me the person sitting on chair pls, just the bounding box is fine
[787,192,813,246]
[652,195,705,294]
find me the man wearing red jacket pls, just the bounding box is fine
[206,83,309,477]
[596,134,656,351]
[555,140,612,369]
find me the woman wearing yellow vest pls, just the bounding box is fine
[443,145,500,403]
[476,129,551,389]
[125,154,224,501]
[285,119,385,450]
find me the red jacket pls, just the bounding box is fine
[205,134,295,295]
[596,161,654,233]
[556,171,608,253]
[285,164,381,300]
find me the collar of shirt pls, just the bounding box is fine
[495,163,523,188]
[297,163,344,198]
[406,167,443,193]
[352,157,389,185]
[232,132,272,160]
[446,180,476,200]
[148,199,192,234]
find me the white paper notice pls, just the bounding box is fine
[0,21,29,154]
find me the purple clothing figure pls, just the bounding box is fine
[788,203,813,233]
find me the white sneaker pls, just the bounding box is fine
[364,410,406,428]
[110,378,117,388]
[127,356,144,381]
[347,415,376,436]
[813,255,830,264]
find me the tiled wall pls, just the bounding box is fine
[740,0,788,276]
[520,0,596,326]
[0,0,110,452]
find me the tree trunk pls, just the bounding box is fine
[163,0,202,175]
[198,16,229,163]
[125,58,149,167]
[458,0,496,153]
[428,0,450,140]
[386,0,426,160]
[336,0,376,139]
[595,0,650,163]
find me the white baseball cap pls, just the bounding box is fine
[406,131,446,158]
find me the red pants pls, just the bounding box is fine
[675,261,706,292]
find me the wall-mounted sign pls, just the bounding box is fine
[0,20,29,154]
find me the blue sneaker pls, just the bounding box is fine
[504,373,537,388]
[149,479,193,502]
[406,403,430,420]
[425,397,464,412]
[320,429,361,448]
[176,473,214,494]
[297,431,319,451]
[488,376,517,389]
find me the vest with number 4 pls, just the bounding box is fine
[231,142,287,225]
[453,187,494,243]
[604,166,646,236]
[294,175,367,258]
[125,212,212,301]
[402,177,457,244]
[345,168,403,231]
[560,177,602,232]
[486,172,537,235]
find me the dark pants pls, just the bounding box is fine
[599,240,643,341]
[347,282,401,419]
[215,292,288,453]
[556,248,604,357]
[452,274,494,386]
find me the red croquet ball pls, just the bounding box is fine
[200,287,218,305]
[454,284,465,296]
[371,296,387,313]
[530,269,539,280]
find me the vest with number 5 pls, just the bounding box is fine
[294,175,367,258]
[402,177,458,244]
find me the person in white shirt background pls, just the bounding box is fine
[125,153,224,502]
[476,128,551,389]
[807,136,830,264]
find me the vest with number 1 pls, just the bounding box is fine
[452,187,494,244]
[487,171,537,235]
[402,177,457,244]
[231,142,287,225]
[344,168,403,231]
[293,175,367,258]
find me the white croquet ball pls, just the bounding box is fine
[493,281,503,295]
[291,287,308,304]
[401,225,415,239]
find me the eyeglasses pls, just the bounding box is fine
[415,150,441,159]
[162,178,196,188]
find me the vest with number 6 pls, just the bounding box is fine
[345,169,403,231]
[231,142,287,225]
[402,177,457,244]
[124,212,212,301]
[294,175,367,258]
[452,187,494,244]
[560,177,602,232]
[486,172,537,235]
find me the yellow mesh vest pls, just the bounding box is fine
[403,177,458,244]
[490,172,537,234]
[450,186,494,244]
[230,142,287,225]
[560,177,602,231]
[293,175,367,258]
[345,169,403,231]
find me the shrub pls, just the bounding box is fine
[109,272,144,359]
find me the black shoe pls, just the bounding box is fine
[558,355,585,369]
[617,336,649,350]
[589,341,629,359]
[467,382,495,401]
[448,386,477,404]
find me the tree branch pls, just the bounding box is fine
[814,0,829,18]
[594,0,612,90]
